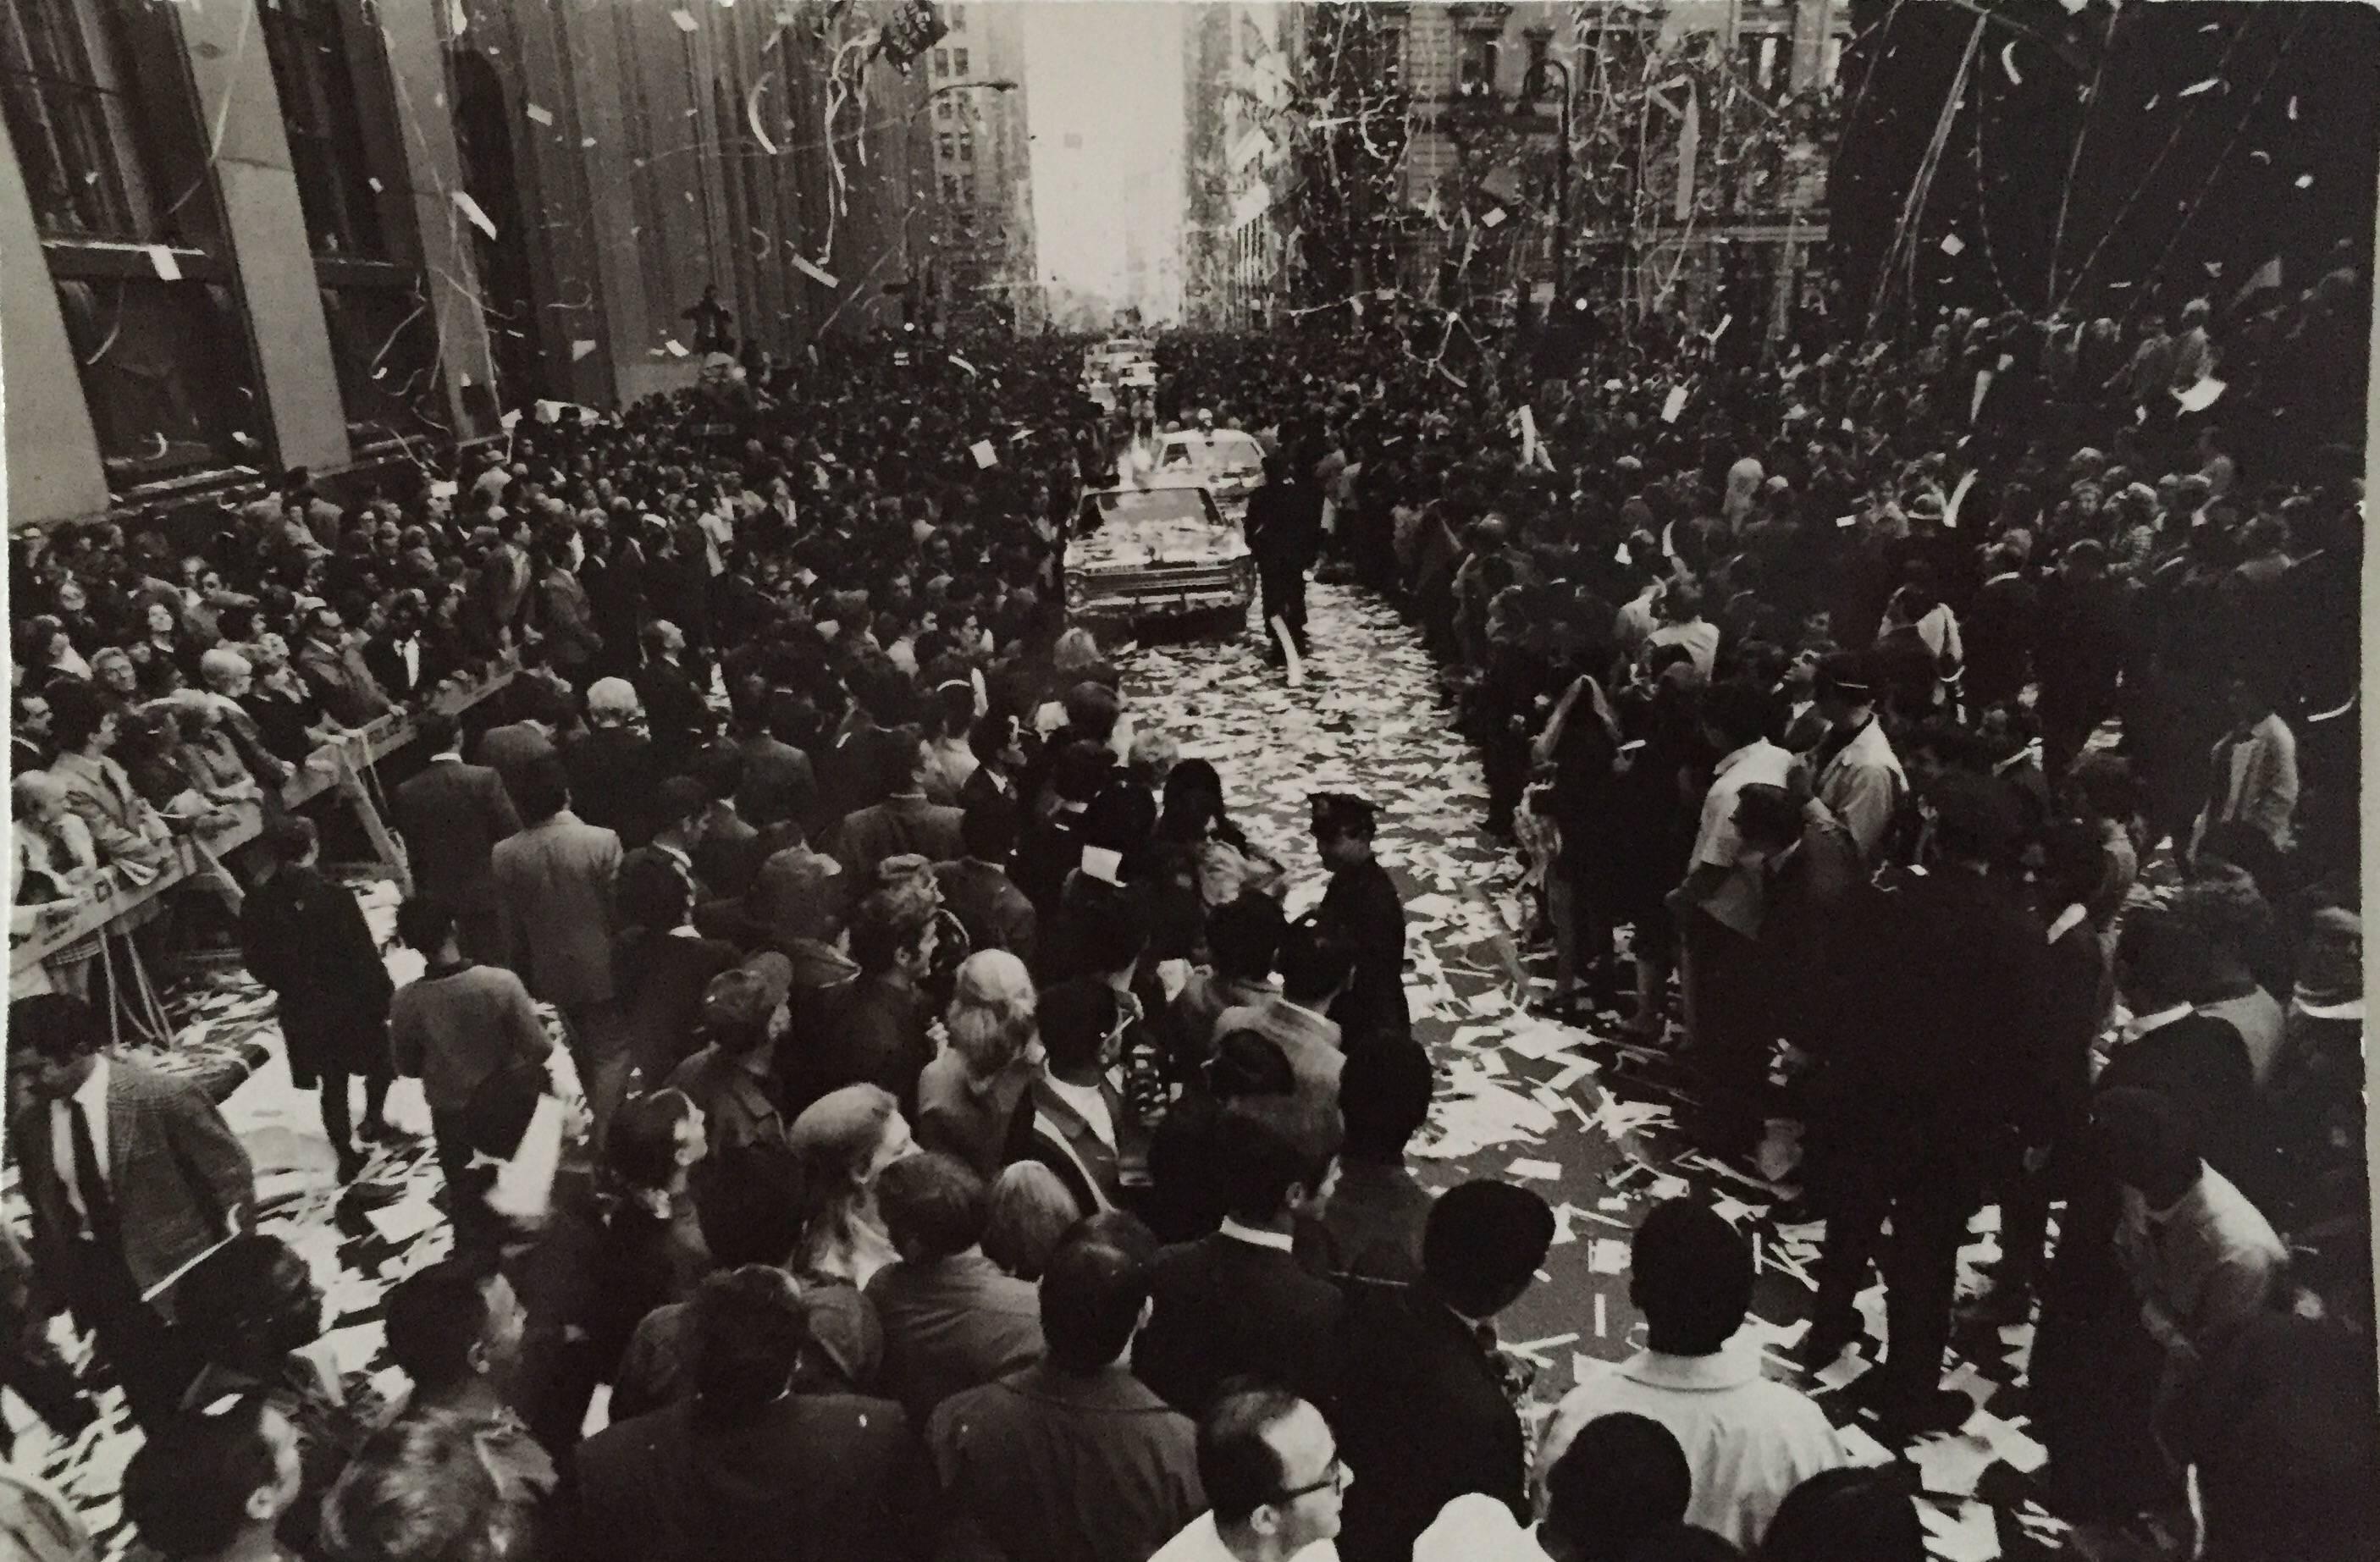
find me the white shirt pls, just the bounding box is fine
[1149,1512,1339,1562]
[1045,1075,1114,1151]
[1416,1494,1554,1562]
[1814,718,1907,864]
[1218,1217,1296,1253]
[1536,1344,1846,1550]
[1693,739,1798,871]
[50,1055,112,1226]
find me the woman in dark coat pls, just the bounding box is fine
[237,815,396,1182]
[1604,657,1709,1039]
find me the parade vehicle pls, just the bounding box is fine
[1148,427,1266,522]
[1064,482,1252,631]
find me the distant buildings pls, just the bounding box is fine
[924,4,1041,333]
[1180,2,1306,329]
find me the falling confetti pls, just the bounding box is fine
[671,8,698,32]
[789,254,838,289]
[146,246,182,281]
[2000,41,2021,86]
[2296,174,2314,188]
[1479,207,1508,229]
[451,190,499,240]
[570,339,597,362]
[2287,95,2299,119]
[525,103,555,125]
[2178,77,2218,98]
[663,339,689,357]
[1940,234,1965,257]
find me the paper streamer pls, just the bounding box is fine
[452,190,499,240]
[1270,616,1304,687]
[790,253,838,289]
[1944,469,1978,530]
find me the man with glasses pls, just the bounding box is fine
[1151,1381,1350,1561]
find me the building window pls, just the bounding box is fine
[55,275,264,485]
[0,0,162,240]
[947,5,964,30]
[952,47,969,75]
[937,130,956,160]
[942,173,959,202]
[932,47,948,75]
[318,280,445,450]
[1741,31,1784,97]
[260,0,387,257]
[958,130,974,162]
[1458,31,1498,99]
[1525,30,1549,89]
[959,174,975,205]
[936,95,953,121]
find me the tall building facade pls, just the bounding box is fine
[1,0,947,531]
[1379,0,1843,340]
[3,0,499,528]
[923,3,1039,333]
[1180,2,1304,329]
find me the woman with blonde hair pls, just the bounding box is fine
[917,949,1043,1178]
[787,1084,915,1289]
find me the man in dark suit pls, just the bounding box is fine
[9,994,256,1431]
[565,677,666,849]
[933,798,1036,968]
[566,1266,922,1562]
[1334,1181,1555,1562]
[1963,544,2038,713]
[833,725,964,885]
[1245,453,1323,660]
[390,709,521,963]
[490,755,629,1145]
[1012,740,1108,923]
[864,1152,1045,1425]
[1808,774,2048,1435]
[784,884,938,1118]
[239,815,401,1188]
[1005,978,1134,1217]
[1308,792,1411,1046]
[928,1222,1202,1562]
[1135,1097,1344,1418]
[635,619,714,777]
[363,589,445,707]
[478,677,568,811]
[739,691,820,831]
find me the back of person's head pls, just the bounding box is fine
[1072,882,1153,974]
[1063,680,1122,744]
[1051,738,1113,805]
[1198,1381,1311,1526]
[1629,1199,1753,1354]
[1216,1096,1343,1224]
[1037,979,1118,1076]
[1621,1523,1742,1561]
[877,1151,988,1262]
[514,753,570,823]
[1758,1466,1924,1562]
[1700,679,1775,751]
[968,709,1017,768]
[178,1233,320,1366]
[396,896,458,956]
[1731,782,1803,856]
[2115,904,2213,1011]
[323,1410,529,1562]
[1423,1180,1555,1318]
[1207,891,1285,982]
[983,1162,1082,1280]
[123,1396,294,1559]
[960,795,1019,862]
[683,1140,804,1266]
[945,948,1037,1074]
[874,721,928,796]
[417,709,462,756]
[1339,1036,1433,1162]
[606,1089,697,1194]
[849,885,932,974]
[384,1259,499,1395]
[2036,818,2105,911]
[688,1265,808,1425]
[1545,1413,1692,1562]
[1278,920,1357,1007]
[1208,1029,1296,1100]
[1039,1228,1153,1371]
[263,813,318,868]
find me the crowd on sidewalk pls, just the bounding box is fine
[3,252,2374,1562]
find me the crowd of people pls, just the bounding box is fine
[2,241,2374,1562]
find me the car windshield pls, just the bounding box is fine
[1085,488,1222,530]
[1160,433,1262,475]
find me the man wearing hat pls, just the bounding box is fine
[1805,772,2046,1436]
[1808,651,1906,865]
[666,953,793,1156]
[1307,794,1410,1048]
[1334,1180,1555,1562]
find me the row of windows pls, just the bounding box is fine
[935,129,975,162]
[941,172,976,205]
[2,0,443,492]
[930,46,971,77]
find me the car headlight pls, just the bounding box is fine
[1064,571,1086,607]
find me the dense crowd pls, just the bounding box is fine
[2,251,2372,1562]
